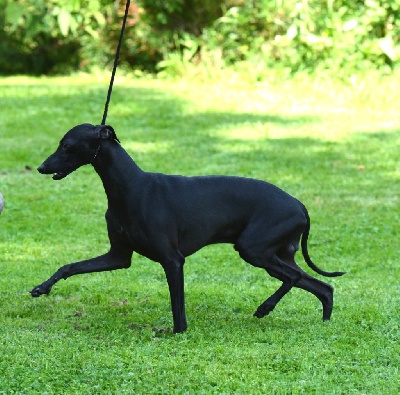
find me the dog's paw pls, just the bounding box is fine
[29,285,50,297]
[254,309,268,319]
[253,303,275,318]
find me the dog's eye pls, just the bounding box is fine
[62,143,70,151]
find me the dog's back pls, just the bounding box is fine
[134,172,304,257]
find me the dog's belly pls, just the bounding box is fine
[176,220,244,257]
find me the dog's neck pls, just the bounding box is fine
[91,140,144,205]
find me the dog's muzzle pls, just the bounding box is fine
[37,164,68,180]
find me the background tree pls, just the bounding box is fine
[1,0,399,75]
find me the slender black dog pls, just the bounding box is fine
[31,123,344,333]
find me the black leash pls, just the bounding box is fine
[101,0,131,125]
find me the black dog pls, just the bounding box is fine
[31,123,344,333]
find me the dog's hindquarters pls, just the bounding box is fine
[234,204,335,320]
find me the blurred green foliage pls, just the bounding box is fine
[0,0,399,75]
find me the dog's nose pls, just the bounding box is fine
[37,164,46,173]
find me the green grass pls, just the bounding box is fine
[0,72,399,394]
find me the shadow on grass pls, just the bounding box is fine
[4,83,397,179]
[0,83,319,169]
[1,83,398,217]
[1,84,318,135]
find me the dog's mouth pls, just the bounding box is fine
[38,161,73,180]
[52,171,67,180]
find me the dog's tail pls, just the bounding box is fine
[301,205,345,277]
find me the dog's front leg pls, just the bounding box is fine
[162,257,187,334]
[30,250,132,297]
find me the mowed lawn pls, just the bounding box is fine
[0,74,398,394]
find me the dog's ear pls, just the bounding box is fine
[96,125,120,143]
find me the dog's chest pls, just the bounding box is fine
[107,210,157,257]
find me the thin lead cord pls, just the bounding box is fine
[101,0,131,125]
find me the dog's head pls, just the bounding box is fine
[37,123,120,180]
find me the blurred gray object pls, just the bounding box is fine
[0,192,4,214]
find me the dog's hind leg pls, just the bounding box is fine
[292,273,334,320]
[254,256,334,320]
[253,281,293,318]
[254,240,301,318]
[235,221,304,317]
[236,225,334,320]
[261,254,334,320]
[276,239,334,320]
